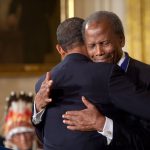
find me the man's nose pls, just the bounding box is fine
[95,44,104,56]
[20,134,26,141]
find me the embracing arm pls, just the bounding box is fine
[32,72,53,124]
[63,97,149,149]
[32,72,53,143]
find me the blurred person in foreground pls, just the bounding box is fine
[3,91,39,150]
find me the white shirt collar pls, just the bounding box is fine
[117,51,125,66]
[117,51,130,72]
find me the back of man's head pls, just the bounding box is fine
[57,17,84,51]
[82,11,125,39]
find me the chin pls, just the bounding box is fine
[93,58,112,63]
[92,58,104,62]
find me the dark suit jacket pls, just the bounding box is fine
[34,53,150,150]
[110,57,150,150]
[0,146,12,150]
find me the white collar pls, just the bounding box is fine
[117,51,125,67]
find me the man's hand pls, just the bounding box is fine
[35,72,53,112]
[62,96,106,132]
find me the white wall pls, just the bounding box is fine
[74,0,127,50]
[74,0,125,23]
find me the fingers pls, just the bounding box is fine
[66,125,90,131]
[63,119,90,131]
[66,126,78,131]
[63,119,75,126]
[82,96,94,109]
[48,80,53,87]
[62,97,100,131]
[36,91,52,103]
[45,72,53,88]
[46,80,53,92]
[62,112,78,120]
[40,98,52,109]
[62,113,79,126]
[35,93,52,111]
[62,114,83,131]
[40,77,53,94]
[45,98,52,103]
[35,72,53,112]
[42,78,53,89]
[65,110,80,116]
[42,72,53,89]
[62,112,86,131]
[45,72,51,81]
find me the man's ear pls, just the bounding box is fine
[56,44,67,59]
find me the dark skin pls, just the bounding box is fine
[62,19,125,132]
[84,20,124,63]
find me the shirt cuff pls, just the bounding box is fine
[98,117,113,145]
[32,102,45,125]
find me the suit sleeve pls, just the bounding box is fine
[109,116,150,150]
[109,65,150,120]
[32,74,46,143]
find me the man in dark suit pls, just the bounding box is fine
[32,17,150,150]
[62,11,150,150]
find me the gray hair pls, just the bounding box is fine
[82,11,125,39]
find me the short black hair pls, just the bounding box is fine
[82,11,125,39]
[57,17,84,51]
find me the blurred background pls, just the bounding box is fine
[0,0,150,141]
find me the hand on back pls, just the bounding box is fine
[35,72,53,112]
[62,96,105,132]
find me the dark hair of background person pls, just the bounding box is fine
[56,17,84,51]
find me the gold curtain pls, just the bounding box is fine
[125,0,150,64]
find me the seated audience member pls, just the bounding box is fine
[2,91,38,150]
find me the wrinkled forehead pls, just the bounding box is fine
[84,21,114,43]
[85,20,113,33]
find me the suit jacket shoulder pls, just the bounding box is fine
[127,57,150,88]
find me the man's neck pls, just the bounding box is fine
[67,46,88,57]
